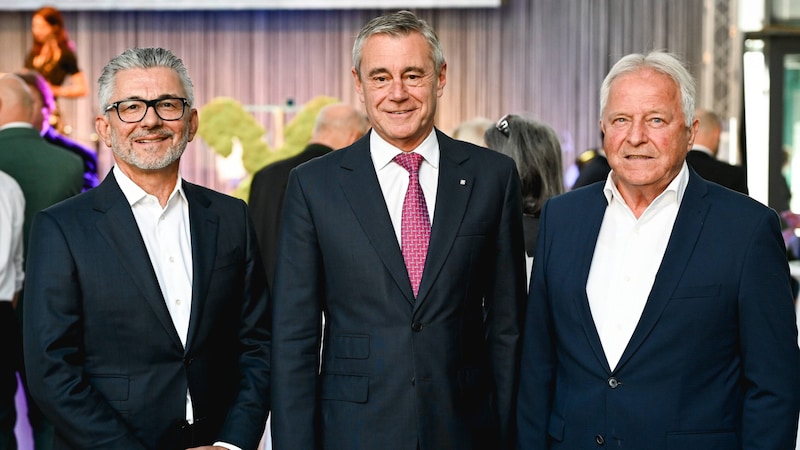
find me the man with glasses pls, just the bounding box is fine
[22,47,271,450]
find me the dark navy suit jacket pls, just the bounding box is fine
[518,169,800,449]
[270,129,527,450]
[23,173,271,450]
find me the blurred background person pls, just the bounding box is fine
[0,171,24,450]
[485,113,564,283]
[686,108,748,194]
[451,116,493,147]
[572,132,610,189]
[16,71,98,191]
[572,146,611,189]
[24,6,88,132]
[249,102,368,288]
[0,73,82,450]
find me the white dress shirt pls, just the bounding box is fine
[0,171,24,302]
[115,168,242,450]
[370,129,439,244]
[0,122,36,133]
[114,166,195,418]
[586,163,689,370]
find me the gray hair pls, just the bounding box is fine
[352,10,445,79]
[600,51,696,128]
[97,47,194,111]
[484,114,564,216]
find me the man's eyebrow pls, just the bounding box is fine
[366,66,426,78]
[367,67,389,78]
[118,94,183,101]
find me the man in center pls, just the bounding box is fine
[270,10,526,450]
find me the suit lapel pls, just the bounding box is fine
[571,187,615,373]
[413,132,472,310]
[184,182,218,351]
[93,173,184,349]
[339,138,415,304]
[614,172,710,371]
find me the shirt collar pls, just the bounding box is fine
[113,165,185,208]
[602,161,690,208]
[0,123,35,132]
[369,128,440,170]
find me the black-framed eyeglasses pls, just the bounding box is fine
[496,114,511,137]
[105,97,189,123]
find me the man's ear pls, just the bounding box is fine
[95,115,112,148]
[352,67,365,103]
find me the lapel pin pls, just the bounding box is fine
[459,179,466,186]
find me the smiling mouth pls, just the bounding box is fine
[135,136,169,144]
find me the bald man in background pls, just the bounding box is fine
[686,108,748,194]
[0,73,82,450]
[0,74,83,253]
[249,103,369,286]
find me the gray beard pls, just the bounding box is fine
[111,131,188,170]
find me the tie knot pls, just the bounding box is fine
[394,152,424,174]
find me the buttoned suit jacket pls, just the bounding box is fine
[23,173,271,450]
[270,129,527,450]
[249,143,332,287]
[517,169,800,449]
[685,149,748,194]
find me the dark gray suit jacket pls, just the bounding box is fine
[685,149,748,194]
[270,129,527,450]
[23,173,271,450]
[518,169,800,449]
[249,143,332,288]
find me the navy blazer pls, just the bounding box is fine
[270,129,527,450]
[518,169,800,449]
[23,173,271,450]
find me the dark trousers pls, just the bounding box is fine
[0,302,54,450]
[157,418,216,450]
[0,302,22,450]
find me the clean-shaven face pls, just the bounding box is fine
[353,32,446,152]
[601,68,696,198]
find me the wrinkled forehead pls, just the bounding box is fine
[361,33,435,72]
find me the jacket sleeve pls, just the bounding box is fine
[269,168,324,450]
[738,208,800,449]
[23,211,148,450]
[215,201,272,450]
[516,199,556,450]
[485,160,527,449]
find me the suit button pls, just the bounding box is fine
[411,322,423,332]
[607,377,620,388]
[595,434,605,445]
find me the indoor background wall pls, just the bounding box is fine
[0,0,704,193]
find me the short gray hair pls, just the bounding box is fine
[600,51,695,128]
[97,47,194,111]
[352,10,445,79]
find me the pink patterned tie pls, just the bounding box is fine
[394,152,430,298]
